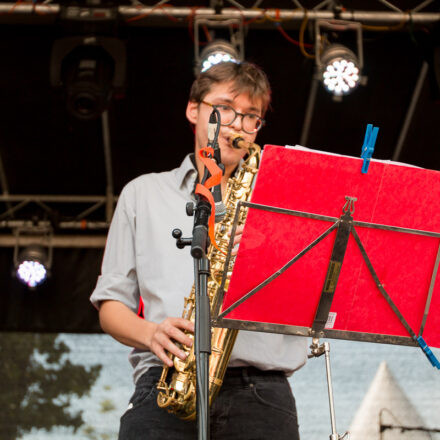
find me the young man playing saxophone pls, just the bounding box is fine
[90,61,307,439]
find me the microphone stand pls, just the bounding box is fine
[192,194,211,440]
[175,108,223,440]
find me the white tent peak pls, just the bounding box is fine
[349,361,430,439]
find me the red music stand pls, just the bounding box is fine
[212,145,440,368]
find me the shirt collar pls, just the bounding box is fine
[176,154,197,191]
[176,152,245,194]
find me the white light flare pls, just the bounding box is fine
[322,56,361,96]
[17,260,47,288]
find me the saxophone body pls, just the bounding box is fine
[156,138,260,420]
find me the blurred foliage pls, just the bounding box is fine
[99,399,116,413]
[82,424,113,440]
[0,332,102,440]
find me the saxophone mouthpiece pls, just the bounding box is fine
[230,133,248,150]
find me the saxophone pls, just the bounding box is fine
[156,134,260,420]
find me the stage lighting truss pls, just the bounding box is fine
[193,15,244,75]
[315,20,364,98]
[13,226,53,289]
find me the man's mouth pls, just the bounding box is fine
[223,131,242,149]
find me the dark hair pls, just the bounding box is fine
[189,61,271,114]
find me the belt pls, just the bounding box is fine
[223,366,286,385]
[146,366,285,383]
[225,366,284,377]
[143,366,286,390]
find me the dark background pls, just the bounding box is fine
[0,1,439,332]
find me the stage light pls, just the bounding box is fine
[321,44,361,96]
[193,16,245,75]
[199,40,240,73]
[13,227,53,289]
[315,20,364,99]
[51,36,126,120]
[15,245,49,288]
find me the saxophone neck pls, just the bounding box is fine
[246,142,261,168]
[229,133,261,167]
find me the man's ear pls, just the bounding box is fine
[186,100,199,125]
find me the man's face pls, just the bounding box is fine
[186,81,263,173]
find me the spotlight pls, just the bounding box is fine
[16,245,49,289]
[51,36,126,120]
[315,20,364,99]
[193,16,245,75]
[13,227,53,289]
[199,40,240,73]
[321,44,361,96]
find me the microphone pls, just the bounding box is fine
[207,111,217,147]
[207,110,226,223]
[212,177,226,222]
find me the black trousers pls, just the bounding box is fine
[119,366,300,440]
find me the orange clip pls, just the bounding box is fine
[194,147,224,253]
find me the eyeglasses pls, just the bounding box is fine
[201,100,265,134]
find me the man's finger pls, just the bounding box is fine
[167,325,193,348]
[170,317,194,333]
[154,345,174,367]
[157,334,188,361]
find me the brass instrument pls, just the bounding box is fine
[156,134,260,420]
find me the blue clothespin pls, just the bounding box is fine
[360,124,379,174]
[417,336,440,369]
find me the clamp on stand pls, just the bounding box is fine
[309,338,350,440]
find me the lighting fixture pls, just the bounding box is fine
[16,245,49,289]
[315,20,364,98]
[13,227,53,289]
[199,40,240,73]
[321,44,361,96]
[194,16,245,75]
[51,36,126,120]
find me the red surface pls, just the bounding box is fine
[222,145,440,347]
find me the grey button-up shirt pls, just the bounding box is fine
[90,154,307,384]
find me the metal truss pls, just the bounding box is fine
[0,107,115,247]
[0,2,438,28]
[0,194,115,247]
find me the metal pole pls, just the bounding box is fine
[300,73,320,147]
[0,4,439,24]
[119,7,440,23]
[0,234,107,247]
[0,149,13,213]
[101,110,115,222]
[0,220,109,230]
[0,194,113,202]
[195,255,211,440]
[392,61,429,161]
[324,342,339,440]
[412,0,436,13]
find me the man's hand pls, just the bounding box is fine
[99,301,194,367]
[230,225,245,256]
[149,317,194,367]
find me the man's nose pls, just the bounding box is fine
[230,114,244,132]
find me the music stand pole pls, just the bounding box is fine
[310,339,349,440]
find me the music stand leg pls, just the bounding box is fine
[324,342,339,440]
[310,339,349,440]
